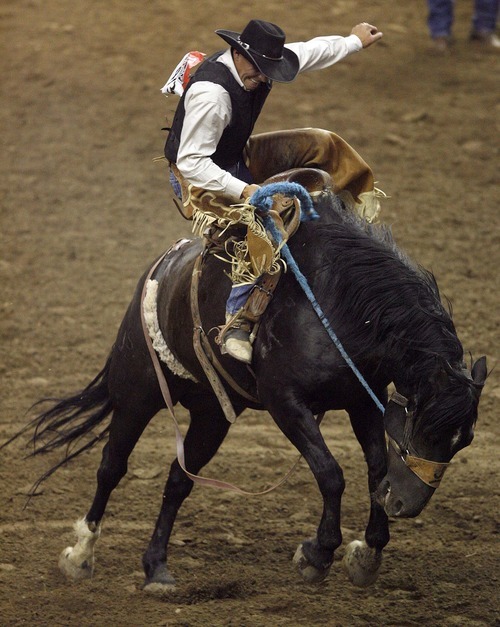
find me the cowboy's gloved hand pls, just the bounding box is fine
[351,23,383,48]
[241,184,261,202]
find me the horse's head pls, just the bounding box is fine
[376,356,487,517]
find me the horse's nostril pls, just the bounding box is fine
[376,480,390,507]
[381,488,406,517]
[393,499,404,516]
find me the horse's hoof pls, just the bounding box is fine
[142,564,176,594]
[143,581,177,595]
[293,544,331,584]
[58,546,94,581]
[342,540,382,587]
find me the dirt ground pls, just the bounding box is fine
[1,1,499,625]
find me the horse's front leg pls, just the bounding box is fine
[269,404,345,584]
[342,405,389,587]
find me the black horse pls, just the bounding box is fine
[4,173,486,591]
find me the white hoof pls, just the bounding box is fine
[143,581,177,595]
[58,546,94,581]
[293,544,330,584]
[58,518,100,581]
[342,540,382,587]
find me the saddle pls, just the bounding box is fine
[190,168,333,419]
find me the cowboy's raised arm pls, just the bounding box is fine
[286,23,382,74]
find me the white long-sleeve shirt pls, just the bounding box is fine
[175,34,362,201]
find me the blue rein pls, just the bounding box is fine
[250,183,386,415]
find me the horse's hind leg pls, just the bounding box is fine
[142,396,232,593]
[342,406,390,587]
[59,399,161,581]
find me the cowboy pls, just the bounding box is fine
[164,19,383,363]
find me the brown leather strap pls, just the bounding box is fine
[199,329,259,403]
[190,253,259,411]
[190,255,238,422]
[241,269,282,323]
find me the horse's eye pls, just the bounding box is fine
[451,426,474,452]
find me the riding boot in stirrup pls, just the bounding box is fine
[219,271,282,364]
[221,314,253,364]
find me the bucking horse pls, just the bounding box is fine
[2,169,487,592]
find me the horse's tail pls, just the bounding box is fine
[1,354,114,493]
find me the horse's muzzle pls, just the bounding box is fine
[376,478,434,517]
[376,445,436,517]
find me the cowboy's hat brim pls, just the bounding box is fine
[216,29,299,83]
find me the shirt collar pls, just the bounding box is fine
[217,48,245,88]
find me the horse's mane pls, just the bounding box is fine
[296,200,479,436]
[298,200,471,412]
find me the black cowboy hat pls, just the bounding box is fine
[215,19,299,83]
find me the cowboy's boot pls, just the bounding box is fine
[220,270,282,364]
[222,314,253,364]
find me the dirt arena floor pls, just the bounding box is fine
[1,1,499,625]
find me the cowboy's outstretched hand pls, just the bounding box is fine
[351,23,383,48]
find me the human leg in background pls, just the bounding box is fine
[470,0,500,46]
[427,0,454,52]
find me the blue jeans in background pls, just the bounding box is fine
[428,0,499,37]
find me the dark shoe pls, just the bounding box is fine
[222,327,253,364]
[470,31,500,49]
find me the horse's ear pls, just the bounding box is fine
[471,356,487,387]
